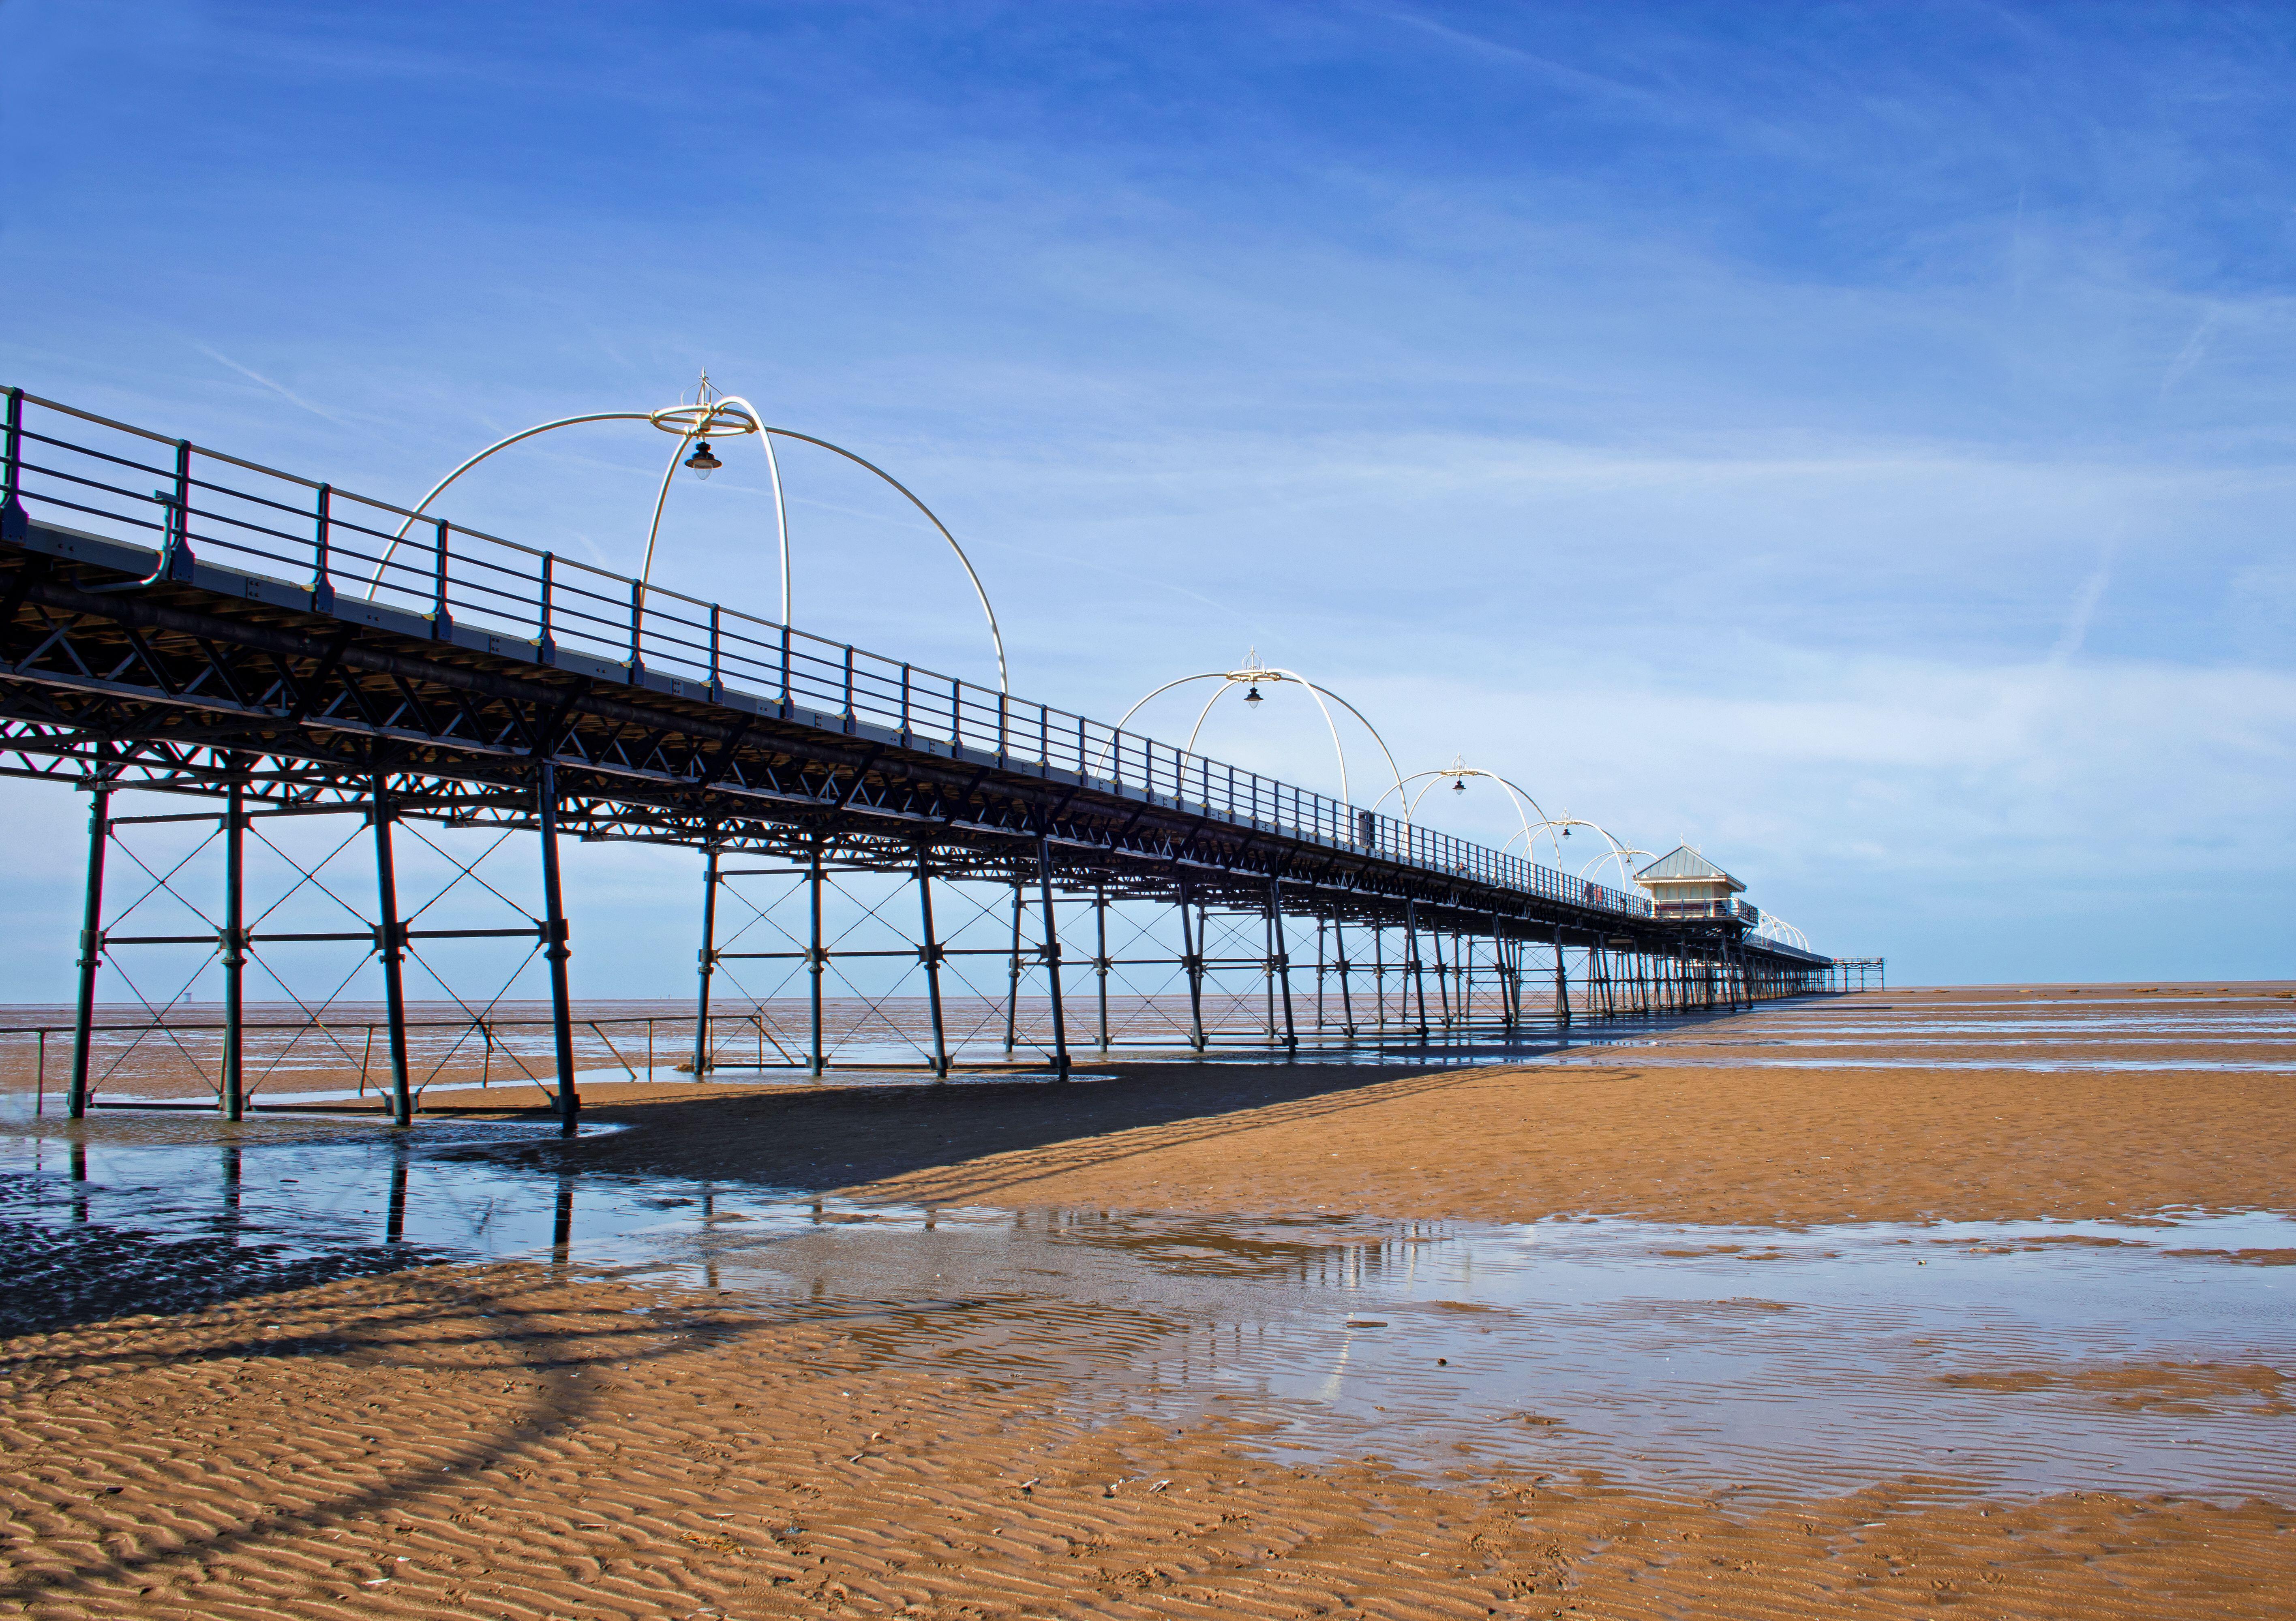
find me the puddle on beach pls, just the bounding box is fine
[3,1106,2290,1509]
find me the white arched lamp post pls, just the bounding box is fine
[365,374,1010,692]
[1754,911,1812,950]
[1372,757,1550,839]
[1105,650,1405,810]
[1580,843,1655,892]
[1504,810,1638,873]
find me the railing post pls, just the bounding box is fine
[537,551,557,663]
[780,622,793,713]
[0,386,26,539]
[311,483,334,610]
[168,439,193,577]
[627,577,644,681]
[842,643,855,732]
[708,603,722,694]
[431,519,452,637]
[900,662,912,739]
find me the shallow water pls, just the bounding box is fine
[3,1109,2288,1507]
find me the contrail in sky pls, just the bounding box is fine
[192,342,352,428]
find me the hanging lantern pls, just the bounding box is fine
[684,439,723,478]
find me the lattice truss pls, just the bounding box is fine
[698,845,1112,1070]
[1304,917,1522,1036]
[684,852,1603,1067]
[81,774,569,1110]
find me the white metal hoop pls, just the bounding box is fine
[364,381,1009,692]
[1104,654,1405,810]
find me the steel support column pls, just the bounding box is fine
[371,773,414,1128]
[807,837,826,1077]
[1270,877,1296,1052]
[1262,885,1279,1044]
[1002,875,1024,1055]
[537,758,580,1133]
[1372,923,1386,1033]
[385,1142,408,1243]
[220,757,246,1121]
[1036,834,1070,1079]
[692,841,719,1076]
[1314,916,1326,1031]
[67,774,111,1120]
[1092,883,1110,1050]
[1405,900,1429,1039]
[917,844,949,1077]
[1179,876,1206,1053]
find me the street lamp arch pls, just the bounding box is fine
[1372,759,1551,841]
[1755,911,1812,951]
[1580,843,1654,892]
[1104,651,1404,810]
[1501,811,1638,873]
[363,377,1010,692]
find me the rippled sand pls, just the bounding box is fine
[2,982,2290,1618]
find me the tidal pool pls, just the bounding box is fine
[3,1106,2288,1507]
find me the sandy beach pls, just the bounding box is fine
[2,984,2290,1618]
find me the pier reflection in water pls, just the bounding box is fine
[2,1107,2290,1508]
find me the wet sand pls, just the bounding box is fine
[538,984,2296,1227]
[3,1263,2287,1620]
[3,984,2292,1617]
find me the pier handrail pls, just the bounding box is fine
[1,386,1655,920]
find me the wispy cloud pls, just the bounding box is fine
[1368,6,1665,112]
[2048,550,2116,665]
[2159,307,2220,397]
[191,343,353,429]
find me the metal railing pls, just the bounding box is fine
[1,386,1654,920]
[1653,899,1760,922]
[0,1012,687,1114]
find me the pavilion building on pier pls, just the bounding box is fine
[1634,845,1759,925]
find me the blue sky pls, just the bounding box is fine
[2,0,2291,992]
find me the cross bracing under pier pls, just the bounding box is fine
[0,387,1853,1131]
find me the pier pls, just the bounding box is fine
[0,387,1853,1132]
